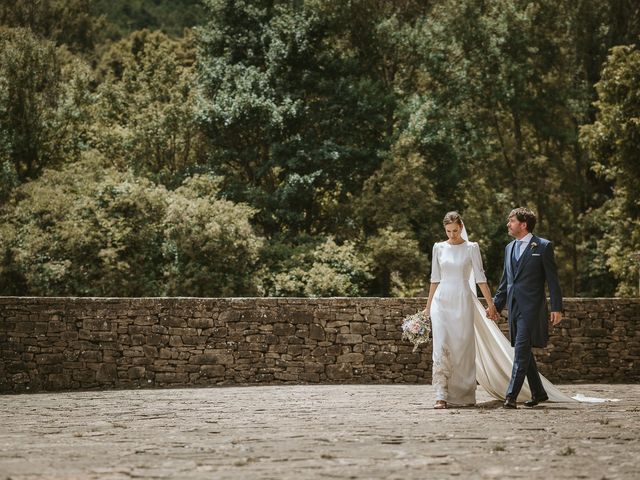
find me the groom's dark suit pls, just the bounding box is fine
[493,235,563,402]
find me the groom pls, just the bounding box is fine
[490,207,563,409]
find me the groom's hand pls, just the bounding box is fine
[550,311,563,326]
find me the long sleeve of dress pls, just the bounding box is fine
[430,243,441,283]
[470,242,487,283]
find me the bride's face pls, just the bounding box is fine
[445,223,462,242]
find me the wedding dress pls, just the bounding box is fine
[430,240,486,405]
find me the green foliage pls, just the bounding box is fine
[580,45,640,295]
[196,0,399,237]
[1,0,640,297]
[367,227,428,297]
[0,27,93,182]
[0,156,263,296]
[91,29,203,187]
[91,0,205,40]
[264,237,373,297]
[0,155,167,295]
[0,0,101,55]
[163,175,263,296]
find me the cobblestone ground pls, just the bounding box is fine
[0,384,638,479]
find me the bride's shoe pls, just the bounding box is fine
[434,400,447,409]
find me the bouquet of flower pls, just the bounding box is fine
[401,311,431,352]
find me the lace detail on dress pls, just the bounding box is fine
[432,346,451,400]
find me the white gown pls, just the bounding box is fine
[430,241,485,405]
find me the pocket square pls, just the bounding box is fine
[532,253,541,256]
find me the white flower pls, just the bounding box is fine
[401,311,432,352]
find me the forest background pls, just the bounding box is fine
[1,0,639,298]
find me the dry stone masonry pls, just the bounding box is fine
[0,297,638,393]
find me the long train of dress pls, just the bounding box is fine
[471,296,616,403]
[471,295,576,402]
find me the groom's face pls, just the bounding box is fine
[507,216,528,238]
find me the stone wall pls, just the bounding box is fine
[0,297,638,393]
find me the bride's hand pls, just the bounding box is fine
[486,305,498,321]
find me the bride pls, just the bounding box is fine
[424,211,577,409]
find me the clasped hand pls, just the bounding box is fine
[485,305,499,321]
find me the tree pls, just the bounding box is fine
[196,0,414,237]
[0,0,101,55]
[90,0,205,40]
[91,29,204,187]
[0,154,167,295]
[163,175,263,296]
[0,155,264,296]
[580,45,640,296]
[0,27,92,184]
[264,237,372,297]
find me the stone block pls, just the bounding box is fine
[82,318,111,331]
[160,316,186,328]
[274,372,298,381]
[273,323,296,336]
[133,317,156,326]
[73,369,96,382]
[326,363,353,380]
[128,366,146,379]
[289,311,312,324]
[143,345,158,358]
[374,352,396,364]
[336,334,362,345]
[350,323,370,334]
[200,365,225,377]
[337,353,365,364]
[299,372,320,382]
[96,363,117,382]
[15,321,36,333]
[192,350,235,365]
[376,331,401,340]
[35,354,64,365]
[146,334,163,346]
[326,345,342,356]
[40,364,63,374]
[309,323,325,341]
[396,353,420,364]
[46,373,71,389]
[6,361,27,374]
[188,318,214,329]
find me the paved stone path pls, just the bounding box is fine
[0,384,638,479]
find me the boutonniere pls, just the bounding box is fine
[530,242,538,250]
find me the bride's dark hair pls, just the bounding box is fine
[443,211,463,227]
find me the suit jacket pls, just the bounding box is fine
[493,235,563,348]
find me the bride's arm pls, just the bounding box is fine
[477,282,498,319]
[424,242,441,316]
[424,282,439,316]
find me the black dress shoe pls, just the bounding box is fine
[503,398,517,409]
[523,395,549,407]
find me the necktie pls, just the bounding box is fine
[515,240,523,261]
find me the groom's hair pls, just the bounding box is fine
[509,207,536,232]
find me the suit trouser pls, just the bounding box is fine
[506,312,547,400]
